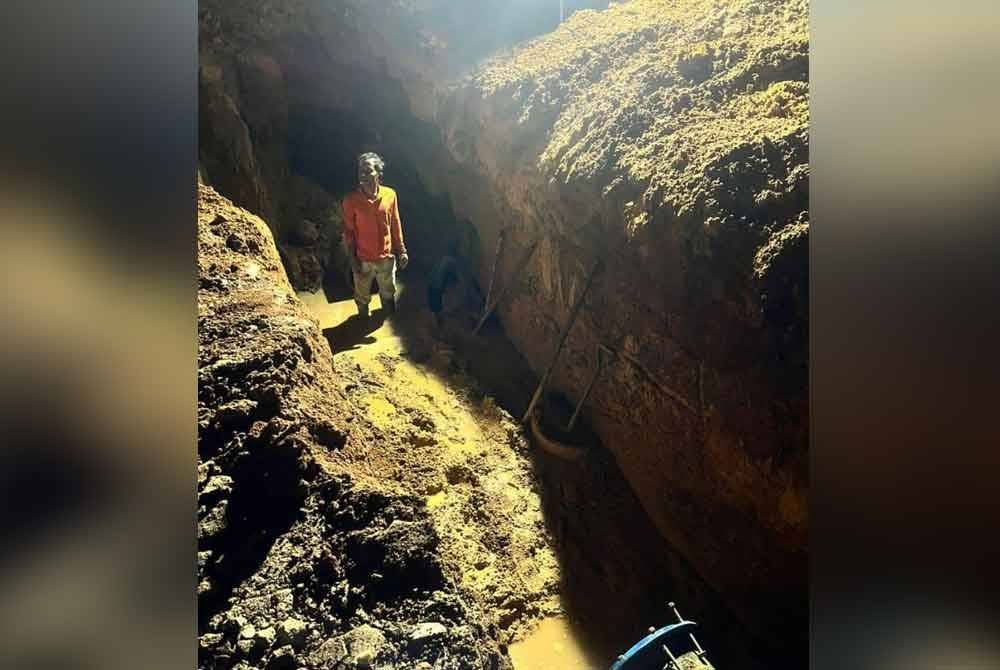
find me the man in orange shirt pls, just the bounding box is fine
[341,152,409,318]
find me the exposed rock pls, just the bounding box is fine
[311,637,348,667]
[199,475,233,507]
[224,614,248,635]
[199,633,224,651]
[346,519,443,591]
[339,624,387,669]
[266,644,298,670]
[278,244,325,292]
[255,625,278,650]
[197,499,228,541]
[276,617,309,650]
[407,622,448,655]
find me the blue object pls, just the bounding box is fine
[609,621,699,670]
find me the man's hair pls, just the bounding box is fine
[357,152,385,176]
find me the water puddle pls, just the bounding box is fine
[509,616,607,670]
[297,284,408,363]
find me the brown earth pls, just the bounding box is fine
[199,182,511,669]
[198,182,754,668]
[435,0,809,647]
[198,0,809,664]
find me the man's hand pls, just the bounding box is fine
[398,252,409,270]
[349,255,362,274]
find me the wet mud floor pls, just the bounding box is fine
[297,272,767,670]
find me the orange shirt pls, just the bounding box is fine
[341,186,406,262]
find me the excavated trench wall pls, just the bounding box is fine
[199,0,808,652]
[433,1,810,645]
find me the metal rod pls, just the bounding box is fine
[662,644,681,670]
[566,345,607,431]
[473,239,539,335]
[521,259,602,424]
[691,634,707,656]
[479,227,507,325]
[669,602,709,664]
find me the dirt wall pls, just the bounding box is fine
[432,0,809,644]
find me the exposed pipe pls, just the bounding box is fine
[529,408,585,461]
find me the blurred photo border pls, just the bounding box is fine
[0,2,997,668]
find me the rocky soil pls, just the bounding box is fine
[198,183,524,669]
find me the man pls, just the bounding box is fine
[341,152,409,318]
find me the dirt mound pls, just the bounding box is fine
[200,479,510,670]
[456,0,809,310]
[466,0,808,280]
[198,183,519,669]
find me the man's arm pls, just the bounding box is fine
[390,194,408,268]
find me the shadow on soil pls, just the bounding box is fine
[322,312,385,355]
[314,266,795,670]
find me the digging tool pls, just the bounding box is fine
[473,238,539,335]
[521,259,602,424]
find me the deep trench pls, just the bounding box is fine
[198,3,808,664]
[270,101,795,669]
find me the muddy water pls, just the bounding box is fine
[297,281,411,360]
[509,616,608,670]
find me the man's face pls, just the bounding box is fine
[359,159,380,197]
